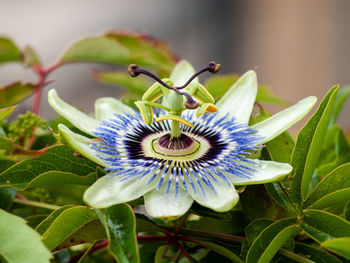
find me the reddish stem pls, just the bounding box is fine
[31,62,61,115]
[175,241,193,263]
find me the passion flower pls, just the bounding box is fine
[48,60,316,218]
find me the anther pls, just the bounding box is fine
[128,64,139,77]
[208,61,221,73]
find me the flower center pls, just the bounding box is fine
[158,133,194,150]
[142,131,210,161]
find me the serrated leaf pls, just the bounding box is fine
[97,204,139,263]
[36,206,99,250]
[289,86,339,204]
[0,82,37,108]
[246,218,300,263]
[0,145,97,190]
[303,163,350,209]
[0,37,20,64]
[301,209,350,243]
[294,242,342,263]
[22,45,41,67]
[321,237,350,259]
[0,209,51,263]
[205,74,287,104]
[60,36,129,63]
[0,105,16,122]
[94,71,151,96]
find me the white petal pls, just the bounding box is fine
[84,171,157,208]
[184,170,239,212]
[226,160,292,185]
[215,70,257,124]
[94,97,135,121]
[144,184,193,218]
[48,89,99,136]
[57,124,107,167]
[252,96,317,144]
[170,60,198,86]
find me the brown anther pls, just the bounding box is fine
[209,61,221,73]
[185,101,200,109]
[128,64,139,77]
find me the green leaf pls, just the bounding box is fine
[240,185,288,221]
[26,214,48,229]
[36,205,75,233]
[0,136,15,155]
[0,145,97,190]
[256,86,289,105]
[187,211,246,234]
[294,242,342,263]
[303,163,350,209]
[316,126,350,178]
[329,86,350,127]
[135,214,162,233]
[106,31,177,71]
[0,105,16,122]
[139,243,162,263]
[0,187,16,210]
[97,204,140,263]
[289,86,339,204]
[36,205,100,250]
[321,237,350,259]
[199,241,244,263]
[0,209,51,263]
[22,45,41,67]
[0,37,20,64]
[60,36,129,63]
[345,201,350,221]
[245,218,275,246]
[246,218,300,263]
[301,209,350,243]
[0,82,37,108]
[93,71,151,96]
[205,74,287,104]
[154,245,171,263]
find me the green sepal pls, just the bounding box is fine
[186,82,215,103]
[135,101,153,125]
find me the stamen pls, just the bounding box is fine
[128,62,221,109]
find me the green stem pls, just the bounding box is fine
[279,248,315,263]
[171,120,181,138]
[13,198,61,210]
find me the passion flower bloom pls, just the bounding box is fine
[48,60,316,218]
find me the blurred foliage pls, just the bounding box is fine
[0,31,349,263]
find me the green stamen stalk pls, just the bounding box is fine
[167,90,184,138]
